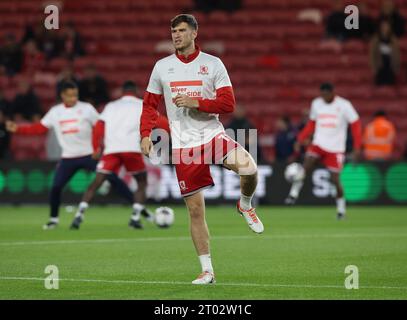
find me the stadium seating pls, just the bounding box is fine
[0,0,406,160]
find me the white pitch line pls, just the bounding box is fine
[0,276,406,291]
[1,233,407,247]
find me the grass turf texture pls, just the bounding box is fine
[0,205,406,299]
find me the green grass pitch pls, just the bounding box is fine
[0,205,406,299]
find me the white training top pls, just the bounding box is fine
[310,96,359,153]
[146,51,232,148]
[99,95,143,154]
[41,101,98,158]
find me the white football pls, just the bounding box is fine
[155,206,175,228]
[284,162,305,183]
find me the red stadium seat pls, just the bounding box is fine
[1,0,407,162]
[10,135,47,161]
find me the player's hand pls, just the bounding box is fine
[141,136,153,156]
[174,94,199,109]
[5,121,17,133]
[92,149,102,160]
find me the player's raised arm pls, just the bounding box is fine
[6,117,50,135]
[8,102,58,135]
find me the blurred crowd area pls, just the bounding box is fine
[0,0,406,163]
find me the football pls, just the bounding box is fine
[284,162,305,183]
[154,206,175,228]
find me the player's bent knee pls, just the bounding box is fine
[238,161,257,176]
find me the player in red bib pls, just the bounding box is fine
[285,83,362,219]
[140,14,264,285]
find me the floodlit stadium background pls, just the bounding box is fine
[1,0,407,302]
[0,0,407,205]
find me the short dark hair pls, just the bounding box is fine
[171,14,198,30]
[320,82,334,92]
[374,110,386,117]
[60,80,78,92]
[122,80,137,92]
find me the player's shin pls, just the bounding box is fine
[336,197,346,214]
[131,203,144,221]
[128,203,144,229]
[239,173,257,210]
[70,201,88,229]
[235,151,258,210]
[332,174,346,219]
[49,185,62,219]
[76,201,88,218]
[198,254,214,273]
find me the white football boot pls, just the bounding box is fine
[192,271,216,285]
[237,201,264,234]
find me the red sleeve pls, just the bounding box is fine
[92,120,105,153]
[155,114,170,133]
[297,120,315,143]
[16,122,48,135]
[350,119,362,150]
[197,86,235,114]
[140,91,162,138]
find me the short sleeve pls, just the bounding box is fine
[214,58,232,90]
[309,100,318,121]
[40,109,54,128]
[87,104,100,125]
[146,63,163,95]
[344,101,359,123]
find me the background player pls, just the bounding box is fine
[6,81,134,229]
[70,81,155,229]
[285,82,362,219]
[140,14,264,285]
